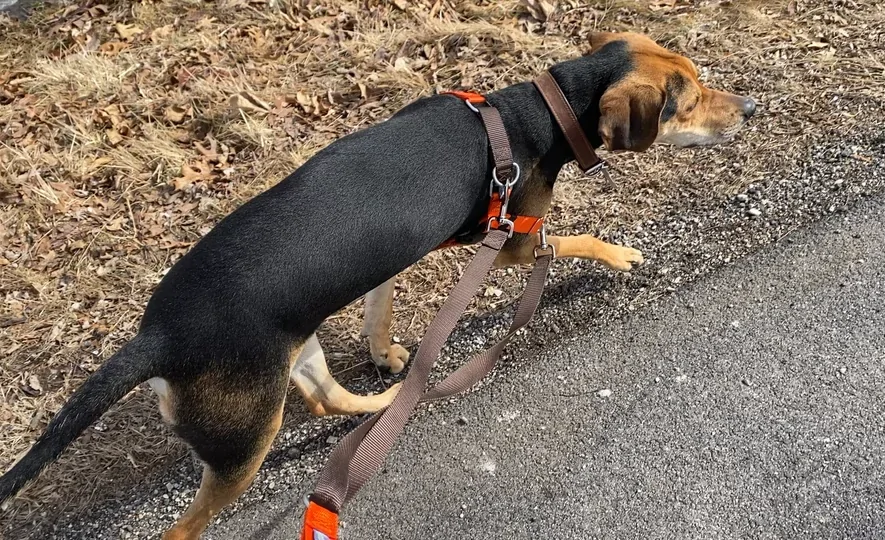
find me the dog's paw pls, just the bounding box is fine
[372,344,410,374]
[602,245,644,272]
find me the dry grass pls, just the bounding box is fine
[1,0,884,533]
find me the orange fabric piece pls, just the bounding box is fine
[434,90,544,250]
[484,192,544,235]
[441,90,486,104]
[301,501,338,540]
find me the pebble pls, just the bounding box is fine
[736,193,749,203]
[457,416,469,425]
[287,447,302,460]
[597,388,612,398]
[748,207,762,217]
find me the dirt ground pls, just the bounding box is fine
[1,0,883,535]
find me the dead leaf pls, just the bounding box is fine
[106,128,124,146]
[86,156,113,172]
[393,57,411,72]
[164,105,190,124]
[306,17,334,36]
[28,374,43,394]
[229,91,271,114]
[172,160,215,191]
[115,23,144,41]
[520,0,556,21]
[151,24,175,43]
[195,137,227,164]
[649,0,678,11]
[100,41,129,56]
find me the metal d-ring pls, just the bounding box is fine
[490,162,521,198]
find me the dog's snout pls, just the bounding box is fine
[740,97,757,118]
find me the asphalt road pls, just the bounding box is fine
[210,196,885,540]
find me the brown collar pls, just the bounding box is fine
[533,71,608,175]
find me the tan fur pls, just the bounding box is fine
[162,404,284,540]
[591,32,752,149]
[289,333,401,416]
[360,277,410,373]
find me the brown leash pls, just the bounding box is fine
[301,72,593,540]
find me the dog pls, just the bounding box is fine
[0,32,755,539]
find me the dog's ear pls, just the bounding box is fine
[598,84,665,152]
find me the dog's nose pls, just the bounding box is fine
[741,98,757,118]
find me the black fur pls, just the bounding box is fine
[0,336,158,500]
[661,72,687,123]
[0,41,635,499]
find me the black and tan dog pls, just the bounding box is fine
[0,32,755,539]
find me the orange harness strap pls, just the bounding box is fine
[435,90,545,250]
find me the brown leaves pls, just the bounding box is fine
[22,374,43,397]
[164,104,191,124]
[115,23,144,41]
[99,41,129,56]
[648,0,691,12]
[172,160,215,191]
[106,128,124,146]
[150,24,175,44]
[171,137,233,191]
[95,104,132,146]
[520,0,557,21]
[229,91,273,115]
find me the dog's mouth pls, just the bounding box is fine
[657,121,748,148]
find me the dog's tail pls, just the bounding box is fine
[0,333,159,503]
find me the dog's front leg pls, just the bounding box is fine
[361,276,410,373]
[495,234,644,271]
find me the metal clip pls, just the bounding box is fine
[533,223,556,259]
[587,160,616,189]
[486,216,515,238]
[464,99,480,114]
[490,162,521,199]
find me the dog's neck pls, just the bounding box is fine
[487,51,629,181]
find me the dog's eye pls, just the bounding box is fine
[685,100,698,113]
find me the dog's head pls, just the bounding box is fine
[589,32,756,151]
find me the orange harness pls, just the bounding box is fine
[434,91,544,250]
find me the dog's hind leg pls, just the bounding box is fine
[360,276,410,373]
[161,375,287,540]
[291,333,401,416]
